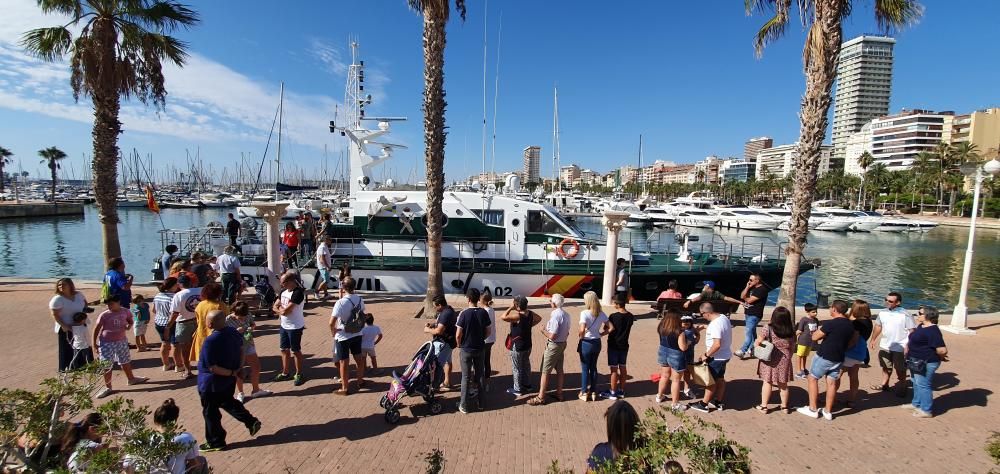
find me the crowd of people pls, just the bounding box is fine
[45,256,952,471]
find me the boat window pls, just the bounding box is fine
[527,210,567,234]
[472,209,504,226]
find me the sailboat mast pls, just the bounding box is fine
[275,81,284,201]
[639,134,644,196]
[552,87,560,193]
[481,0,488,182]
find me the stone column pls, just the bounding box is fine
[253,202,289,289]
[601,211,631,306]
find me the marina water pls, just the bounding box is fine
[1,206,997,313]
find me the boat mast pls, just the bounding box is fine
[481,0,488,185]
[489,11,502,181]
[639,134,644,196]
[275,81,284,202]
[552,87,560,193]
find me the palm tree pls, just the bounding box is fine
[856,151,875,208]
[22,0,199,264]
[0,146,12,195]
[38,146,67,204]
[746,0,922,309]
[407,0,466,317]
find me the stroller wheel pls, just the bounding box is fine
[384,408,401,424]
[379,395,389,409]
[429,400,443,415]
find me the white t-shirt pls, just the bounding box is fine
[71,324,91,349]
[170,287,202,322]
[331,294,365,341]
[875,307,916,352]
[316,243,332,269]
[483,306,497,344]
[361,324,382,349]
[547,308,571,343]
[49,293,87,332]
[162,432,199,474]
[705,314,733,360]
[67,439,100,472]
[579,310,609,340]
[279,288,306,330]
[217,254,241,273]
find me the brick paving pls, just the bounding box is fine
[2,278,998,473]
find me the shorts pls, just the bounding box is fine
[98,340,131,365]
[155,324,175,344]
[541,341,567,373]
[796,344,813,358]
[244,344,257,357]
[319,268,332,286]
[174,320,197,344]
[707,358,729,380]
[432,340,453,366]
[362,347,376,359]
[810,355,843,380]
[607,349,629,367]
[658,346,687,372]
[878,350,906,374]
[133,322,148,337]
[279,327,304,352]
[842,357,863,368]
[334,335,362,361]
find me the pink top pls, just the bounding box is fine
[96,308,131,342]
[658,289,684,300]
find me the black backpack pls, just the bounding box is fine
[343,296,366,333]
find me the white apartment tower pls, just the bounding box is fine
[522,146,541,184]
[832,36,895,165]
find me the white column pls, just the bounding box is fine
[254,203,289,290]
[600,211,630,306]
[943,169,981,335]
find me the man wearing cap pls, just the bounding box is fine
[168,274,202,379]
[217,246,242,306]
[682,281,742,311]
[528,294,570,406]
[689,302,732,413]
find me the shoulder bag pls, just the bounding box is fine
[753,327,775,361]
[576,315,600,353]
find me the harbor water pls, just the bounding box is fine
[0,206,998,312]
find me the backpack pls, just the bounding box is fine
[343,296,366,333]
[99,274,112,303]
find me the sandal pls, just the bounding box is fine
[549,393,563,402]
[527,396,546,406]
[780,405,790,414]
[869,384,888,392]
[754,404,769,414]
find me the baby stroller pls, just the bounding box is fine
[380,341,443,424]
[254,279,277,318]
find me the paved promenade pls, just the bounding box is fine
[2,279,998,472]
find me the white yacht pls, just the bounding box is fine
[809,210,854,232]
[816,207,880,232]
[715,208,782,231]
[861,211,939,232]
[675,209,718,228]
[643,206,676,227]
[757,208,820,231]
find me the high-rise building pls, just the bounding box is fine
[951,108,1000,156]
[560,164,580,187]
[832,36,895,166]
[870,109,954,170]
[522,146,541,184]
[744,137,773,162]
[755,143,832,179]
[719,158,756,184]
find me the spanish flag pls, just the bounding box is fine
[145,184,160,214]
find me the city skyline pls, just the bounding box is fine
[1,1,999,184]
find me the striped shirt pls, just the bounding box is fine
[153,291,175,326]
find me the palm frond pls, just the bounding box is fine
[454,0,466,21]
[802,19,826,69]
[20,27,73,61]
[37,0,83,19]
[749,0,792,57]
[873,0,923,33]
[122,0,200,33]
[406,0,465,22]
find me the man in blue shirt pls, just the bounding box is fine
[198,310,262,451]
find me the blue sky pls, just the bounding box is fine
[1,0,998,185]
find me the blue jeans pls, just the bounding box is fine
[579,339,601,394]
[740,315,761,354]
[911,361,940,413]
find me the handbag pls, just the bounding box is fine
[690,362,715,387]
[753,328,775,362]
[505,333,519,351]
[906,357,927,376]
[576,315,601,353]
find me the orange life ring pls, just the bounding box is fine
[556,238,580,259]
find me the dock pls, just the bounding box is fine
[0,201,85,219]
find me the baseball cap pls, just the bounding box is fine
[680,315,694,321]
[702,280,716,289]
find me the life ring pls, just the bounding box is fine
[556,238,580,259]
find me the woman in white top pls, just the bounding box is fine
[151,398,208,474]
[479,292,497,390]
[63,412,104,473]
[49,278,89,372]
[578,291,612,402]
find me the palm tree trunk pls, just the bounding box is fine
[421,3,448,318]
[1,162,6,194]
[778,0,844,312]
[92,18,123,265]
[50,163,57,207]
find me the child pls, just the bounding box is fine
[226,302,271,401]
[602,296,634,400]
[361,315,383,373]
[131,294,151,352]
[69,312,95,370]
[794,303,820,379]
[93,295,147,398]
[680,315,700,398]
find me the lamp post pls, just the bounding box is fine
[944,158,1000,335]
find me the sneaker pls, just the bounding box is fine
[689,401,711,413]
[796,406,820,419]
[506,388,522,396]
[899,403,919,410]
[912,409,933,418]
[599,391,617,400]
[251,389,273,398]
[653,395,666,404]
[458,405,469,414]
[293,374,305,386]
[199,443,226,452]
[235,392,246,403]
[96,387,113,399]
[127,376,148,386]
[821,409,833,421]
[794,371,806,380]
[163,364,175,372]
[175,366,184,373]
[588,392,597,402]
[671,403,689,412]
[682,388,694,399]
[615,390,626,399]
[273,373,290,382]
[248,419,262,436]
[734,350,745,359]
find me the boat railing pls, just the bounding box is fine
[157,227,222,258]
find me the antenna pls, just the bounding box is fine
[489,10,502,179]
[481,0,488,180]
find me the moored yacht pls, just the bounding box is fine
[675,209,718,228]
[715,208,781,231]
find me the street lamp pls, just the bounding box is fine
[945,158,1000,335]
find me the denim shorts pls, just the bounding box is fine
[607,349,629,367]
[707,358,729,379]
[279,327,304,352]
[155,324,175,344]
[334,335,362,361]
[810,355,843,380]
[658,346,687,372]
[432,340,453,366]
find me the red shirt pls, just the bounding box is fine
[282,230,300,248]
